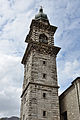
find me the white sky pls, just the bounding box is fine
[0,0,80,118]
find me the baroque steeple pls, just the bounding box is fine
[20,7,61,120]
[21,7,60,65]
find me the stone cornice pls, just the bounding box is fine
[72,77,80,84]
[21,82,59,98]
[30,19,57,32]
[21,42,61,64]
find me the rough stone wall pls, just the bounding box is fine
[20,49,60,120]
[21,84,60,120]
[31,50,58,86]
[60,84,80,120]
[22,52,33,91]
[36,85,60,120]
[30,84,60,120]
[20,85,31,120]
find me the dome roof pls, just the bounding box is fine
[35,6,48,20]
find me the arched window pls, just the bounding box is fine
[39,34,48,44]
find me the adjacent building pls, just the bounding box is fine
[59,77,80,120]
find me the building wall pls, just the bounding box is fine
[60,81,80,120]
[31,50,58,86]
[23,51,33,91]
[20,84,60,120]
[20,49,60,120]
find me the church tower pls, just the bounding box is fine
[20,7,61,120]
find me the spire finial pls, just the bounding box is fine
[35,6,48,20]
[39,6,43,13]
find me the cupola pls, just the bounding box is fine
[35,6,48,20]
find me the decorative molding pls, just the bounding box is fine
[21,42,61,64]
[21,82,59,98]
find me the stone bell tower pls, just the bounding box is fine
[20,7,61,120]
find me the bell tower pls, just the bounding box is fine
[20,7,61,120]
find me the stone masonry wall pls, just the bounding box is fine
[20,49,60,120]
[22,52,33,91]
[31,25,54,45]
[21,83,60,120]
[60,85,80,120]
[31,50,58,86]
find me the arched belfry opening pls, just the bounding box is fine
[39,33,48,44]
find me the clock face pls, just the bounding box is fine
[39,34,48,44]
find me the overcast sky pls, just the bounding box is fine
[0,0,80,118]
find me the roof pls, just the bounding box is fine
[35,6,48,20]
[59,77,80,99]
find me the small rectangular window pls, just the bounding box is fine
[43,111,46,117]
[62,111,67,120]
[43,73,46,79]
[43,93,46,98]
[43,61,46,65]
[23,115,25,120]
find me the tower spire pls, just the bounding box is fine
[35,6,48,20]
[39,6,43,13]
